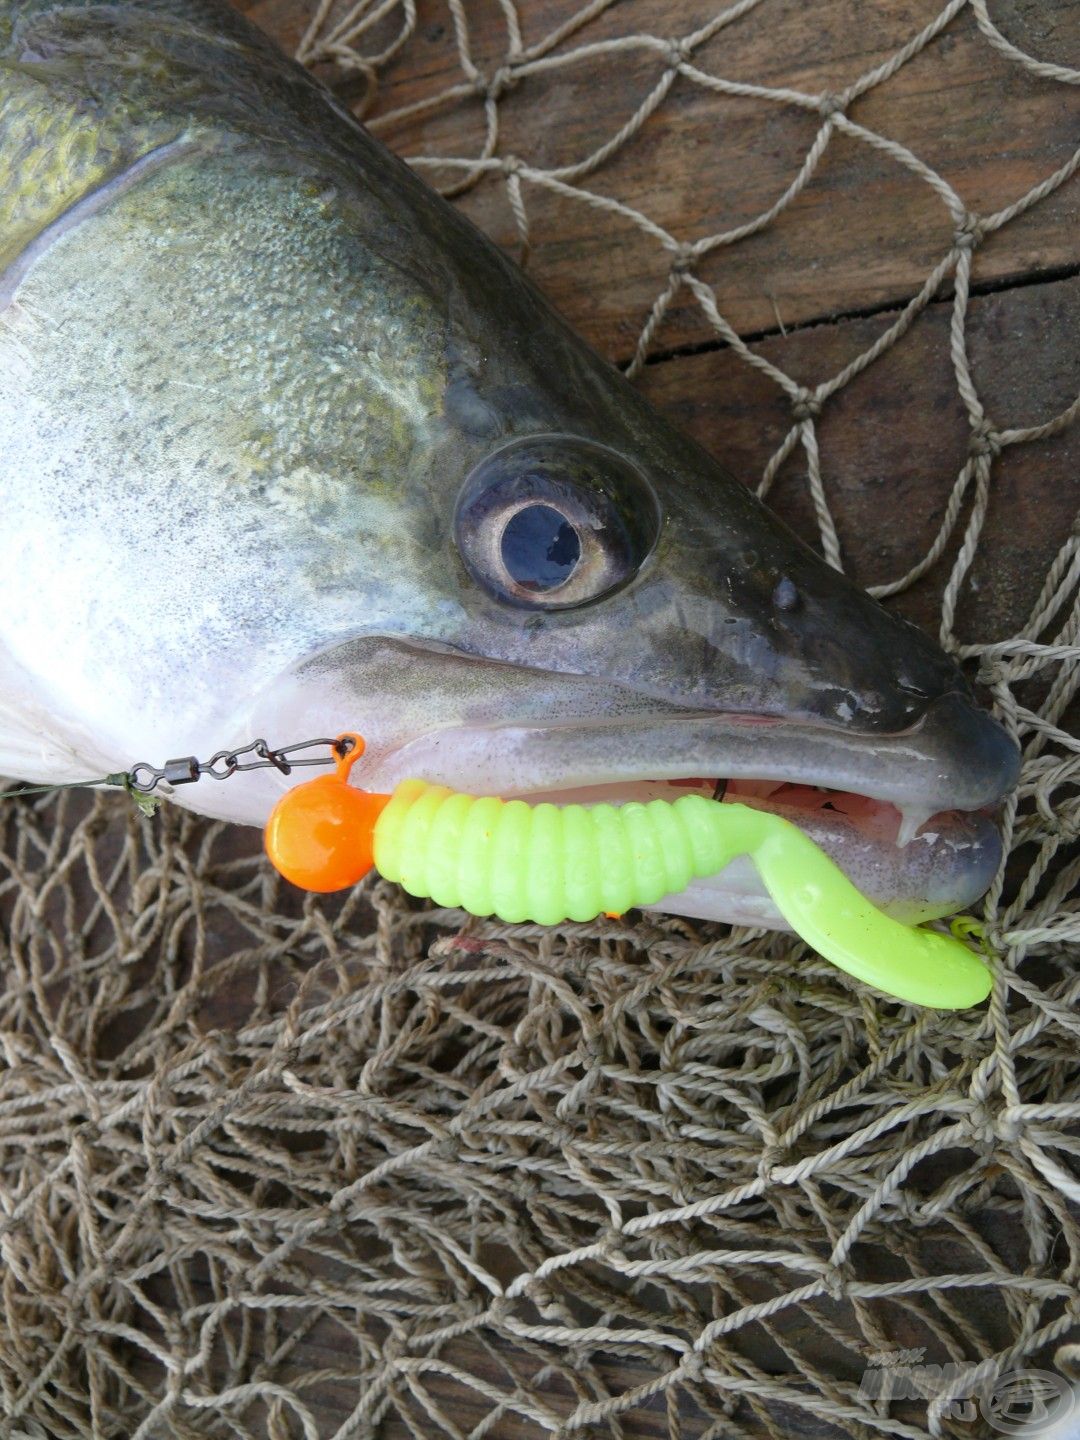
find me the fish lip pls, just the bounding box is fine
[366,688,1017,924]
[375,689,1020,817]
[247,640,1017,920]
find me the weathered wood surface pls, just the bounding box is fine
[637,272,1080,643]
[240,0,1080,360]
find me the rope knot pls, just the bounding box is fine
[817,90,847,118]
[670,243,696,275]
[968,419,1000,457]
[381,1333,408,1365]
[582,1030,607,1063]
[527,1279,556,1312]
[954,213,985,250]
[484,66,518,101]
[757,1144,784,1182]
[502,154,524,176]
[681,1350,706,1381]
[976,658,1004,687]
[666,37,693,67]
[823,1265,848,1300]
[792,390,822,421]
[995,1111,1022,1143]
[979,919,1005,953]
[966,1104,995,1144]
[598,1225,626,1261]
[967,1102,1019,1145]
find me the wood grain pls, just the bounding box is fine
[637,272,1080,645]
[239,0,1080,360]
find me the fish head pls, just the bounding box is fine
[0,2,1018,927]
[235,222,1017,930]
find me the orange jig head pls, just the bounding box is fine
[264,733,390,893]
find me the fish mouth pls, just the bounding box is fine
[250,641,1019,929]
[371,691,1018,929]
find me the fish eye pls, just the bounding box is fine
[501,504,582,591]
[454,436,660,609]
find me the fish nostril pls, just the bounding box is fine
[898,679,933,700]
[896,659,968,708]
[772,576,799,612]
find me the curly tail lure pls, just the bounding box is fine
[264,733,992,1010]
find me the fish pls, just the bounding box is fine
[0,0,1019,930]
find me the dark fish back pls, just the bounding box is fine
[0,0,434,279]
[0,0,259,46]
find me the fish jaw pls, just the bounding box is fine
[193,638,1017,928]
[366,695,1012,928]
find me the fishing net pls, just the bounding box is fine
[1,1,1079,1436]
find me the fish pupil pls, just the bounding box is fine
[501,505,581,591]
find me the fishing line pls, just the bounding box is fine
[2,735,356,802]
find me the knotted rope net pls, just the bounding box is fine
[2,1,1079,1436]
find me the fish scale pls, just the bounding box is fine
[0,0,300,278]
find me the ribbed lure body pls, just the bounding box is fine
[371,780,993,1009]
[373,780,764,924]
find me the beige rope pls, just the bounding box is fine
[1,1,1078,1436]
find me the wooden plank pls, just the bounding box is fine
[636,271,1080,647]
[237,0,1080,361]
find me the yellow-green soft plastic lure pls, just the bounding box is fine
[371,782,991,1009]
[264,737,992,1010]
